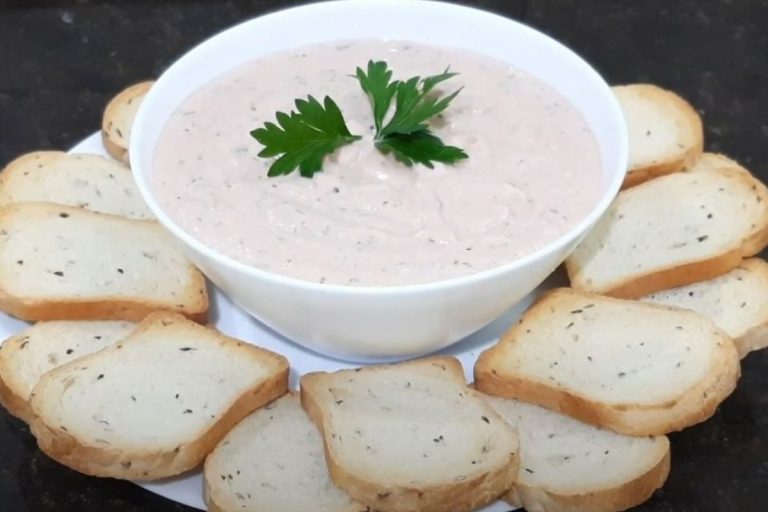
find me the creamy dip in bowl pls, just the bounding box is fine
[131,0,627,361]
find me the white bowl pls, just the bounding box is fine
[130,0,627,362]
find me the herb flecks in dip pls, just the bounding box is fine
[153,40,604,286]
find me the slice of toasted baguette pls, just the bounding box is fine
[642,258,768,358]
[0,151,153,219]
[0,203,208,322]
[684,153,768,255]
[475,288,740,436]
[204,393,366,512]
[300,357,519,512]
[686,152,752,178]
[613,84,703,188]
[481,393,670,512]
[102,81,153,164]
[0,320,135,423]
[29,312,289,479]
[566,165,768,298]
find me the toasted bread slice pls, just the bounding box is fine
[102,81,153,164]
[0,320,135,423]
[683,153,768,255]
[0,203,208,322]
[686,152,752,177]
[29,312,289,479]
[0,151,152,219]
[475,288,740,436]
[642,258,768,358]
[566,165,768,298]
[300,357,519,512]
[482,393,670,512]
[204,393,366,512]
[613,84,703,188]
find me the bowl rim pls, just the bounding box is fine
[130,0,628,296]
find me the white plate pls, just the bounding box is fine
[0,132,565,511]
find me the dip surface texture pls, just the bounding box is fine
[153,40,603,286]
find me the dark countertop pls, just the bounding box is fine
[1,1,767,511]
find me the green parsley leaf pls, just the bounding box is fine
[250,95,361,178]
[376,131,469,169]
[355,60,398,132]
[355,60,468,168]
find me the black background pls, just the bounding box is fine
[0,1,767,511]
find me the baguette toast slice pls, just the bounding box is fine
[482,393,670,512]
[686,152,752,178]
[566,165,768,298]
[642,258,768,358]
[475,288,740,436]
[300,357,519,512]
[102,81,153,164]
[29,312,289,479]
[0,203,208,322]
[204,393,366,512]
[0,320,135,423]
[0,151,152,219]
[613,84,703,188]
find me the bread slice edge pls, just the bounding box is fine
[505,445,670,512]
[102,81,154,163]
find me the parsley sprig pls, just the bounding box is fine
[250,95,361,178]
[356,60,468,168]
[250,60,467,177]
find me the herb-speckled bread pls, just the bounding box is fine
[475,288,740,436]
[686,152,753,178]
[102,81,153,164]
[482,393,670,512]
[300,356,519,512]
[204,393,367,512]
[0,320,135,423]
[566,165,768,298]
[29,312,289,480]
[0,202,208,322]
[642,258,768,358]
[0,151,152,219]
[613,84,703,188]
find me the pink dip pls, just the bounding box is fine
[153,40,604,286]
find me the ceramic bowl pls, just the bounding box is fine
[130,0,627,361]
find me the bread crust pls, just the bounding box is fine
[0,341,32,422]
[475,289,741,436]
[28,313,289,480]
[101,81,154,164]
[737,322,768,359]
[585,249,743,299]
[505,445,670,512]
[102,135,130,165]
[0,289,208,324]
[300,357,519,512]
[614,84,704,188]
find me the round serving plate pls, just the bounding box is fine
[0,132,566,511]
